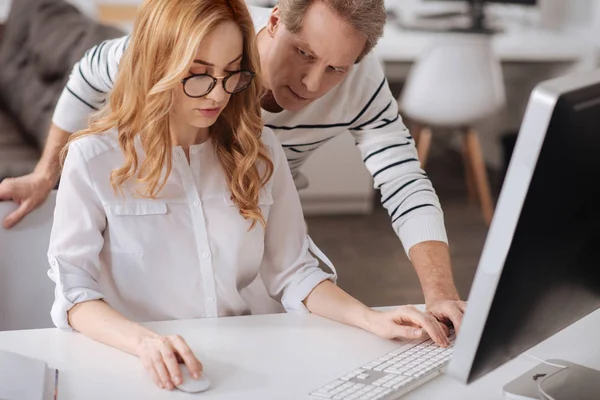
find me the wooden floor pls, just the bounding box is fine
[305,149,502,307]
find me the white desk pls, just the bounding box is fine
[0,309,599,399]
[375,24,596,64]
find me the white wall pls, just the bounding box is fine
[0,0,10,21]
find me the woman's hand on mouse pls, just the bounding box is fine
[364,305,451,347]
[137,334,203,390]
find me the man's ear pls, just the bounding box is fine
[266,6,282,38]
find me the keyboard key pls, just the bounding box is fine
[372,376,392,386]
[374,362,394,371]
[310,391,332,398]
[324,380,345,389]
[364,361,382,369]
[393,377,415,389]
[370,387,393,400]
[391,359,408,367]
[356,386,375,396]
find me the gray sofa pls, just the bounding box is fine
[0,0,122,181]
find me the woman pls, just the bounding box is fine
[47,0,449,391]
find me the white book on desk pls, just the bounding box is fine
[0,350,57,400]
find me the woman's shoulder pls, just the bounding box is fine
[259,126,278,154]
[68,129,121,163]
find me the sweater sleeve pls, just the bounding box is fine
[349,53,448,256]
[52,35,130,133]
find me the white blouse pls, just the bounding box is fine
[47,128,337,330]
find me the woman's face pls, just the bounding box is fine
[171,21,244,131]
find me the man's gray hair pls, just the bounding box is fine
[277,0,386,62]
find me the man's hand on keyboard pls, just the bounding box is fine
[426,299,467,333]
[364,305,450,347]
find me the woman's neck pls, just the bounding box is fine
[169,120,209,150]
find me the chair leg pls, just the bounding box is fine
[463,128,494,226]
[461,132,478,204]
[417,127,433,169]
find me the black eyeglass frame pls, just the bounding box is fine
[180,70,255,98]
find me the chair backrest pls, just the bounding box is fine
[0,191,56,331]
[399,33,506,127]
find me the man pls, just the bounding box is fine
[0,0,466,330]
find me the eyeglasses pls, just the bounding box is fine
[181,70,255,98]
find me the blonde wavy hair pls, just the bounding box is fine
[61,0,273,229]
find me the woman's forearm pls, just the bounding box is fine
[67,299,159,356]
[303,280,373,331]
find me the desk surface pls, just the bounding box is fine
[0,309,599,399]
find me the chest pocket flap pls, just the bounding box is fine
[105,201,168,216]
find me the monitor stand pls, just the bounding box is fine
[400,0,501,35]
[503,359,600,400]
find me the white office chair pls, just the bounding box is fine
[400,33,506,225]
[0,192,56,331]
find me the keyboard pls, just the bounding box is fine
[309,331,456,400]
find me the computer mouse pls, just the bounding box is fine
[176,366,211,393]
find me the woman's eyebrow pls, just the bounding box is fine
[193,54,243,67]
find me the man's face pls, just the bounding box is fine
[263,2,367,112]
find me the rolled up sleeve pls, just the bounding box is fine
[47,142,107,330]
[259,129,337,313]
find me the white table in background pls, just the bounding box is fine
[0,308,599,399]
[375,23,596,64]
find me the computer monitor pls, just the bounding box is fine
[447,69,600,399]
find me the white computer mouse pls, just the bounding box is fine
[176,366,211,393]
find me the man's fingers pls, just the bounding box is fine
[446,306,464,333]
[398,307,449,347]
[3,201,32,229]
[440,323,450,336]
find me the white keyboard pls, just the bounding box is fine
[309,331,456,400]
